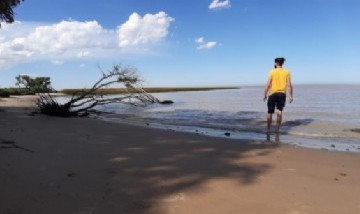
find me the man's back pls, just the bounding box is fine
[269,68,290,94]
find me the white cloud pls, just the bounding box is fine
[209,0,231,9]
[0,12,174,69]
[0,21,37,41]
[117,11,174,48]
[51,60,64,65]
[197,42,217,50]
[195,37,217,50]
[77,51,90,58]
[0,20,110,68]
[195,37,204,44]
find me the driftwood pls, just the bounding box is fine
[36,65,160,117]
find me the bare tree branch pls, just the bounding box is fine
[36,65,160,117]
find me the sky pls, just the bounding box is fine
[0,0,359,89]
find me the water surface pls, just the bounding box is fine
[90,85,360,152]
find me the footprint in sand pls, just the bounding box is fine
[339,172,347,177]
[287,203,311,214]
[155,193,185,203]
[287,208,310,214]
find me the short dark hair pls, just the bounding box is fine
[275,57,286,66]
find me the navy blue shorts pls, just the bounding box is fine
[267,93,286,114]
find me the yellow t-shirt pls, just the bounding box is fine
[269,68,290,94]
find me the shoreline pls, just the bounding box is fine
[99,116,360,153]
[61,87,240,95]
[95,111,360,153]
[2,94,359,153]
[1,97,360,213]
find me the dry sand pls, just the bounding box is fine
[0,95,37,108]
[1,96,360,214]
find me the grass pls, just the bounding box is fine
[0,88,35,96]
[61,87,240,95]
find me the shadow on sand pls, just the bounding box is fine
[96,134,279,213]
[0,107,315,213]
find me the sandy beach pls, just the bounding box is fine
[1,96,360,214]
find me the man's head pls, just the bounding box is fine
[274,57,286,67]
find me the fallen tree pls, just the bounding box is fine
[36,65,161,117]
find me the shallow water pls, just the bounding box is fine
[71,85,360,152]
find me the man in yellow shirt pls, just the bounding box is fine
[263,57,293,133]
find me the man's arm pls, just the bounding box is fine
[263,77,272,102]
[287,76,293,103]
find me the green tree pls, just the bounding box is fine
[15,75,53,93]
[0,0,23,27]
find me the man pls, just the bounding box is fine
[263,57,293,133]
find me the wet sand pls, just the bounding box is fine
[1,96,360,214]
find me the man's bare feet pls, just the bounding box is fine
[275,125,280,133]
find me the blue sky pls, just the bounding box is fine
[1,0,359,89]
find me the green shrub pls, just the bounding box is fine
[0,90,10,97]
[0,88,35,96]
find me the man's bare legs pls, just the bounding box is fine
[267,110,283,133]
[266,113,272,133]
[275,110,283,132]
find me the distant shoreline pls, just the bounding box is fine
[61,87,240,95]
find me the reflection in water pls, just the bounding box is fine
[275,132,280,143]
[265,132,280,144]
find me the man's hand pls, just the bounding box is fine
[263,95,267,102]
[289,96,293,103]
